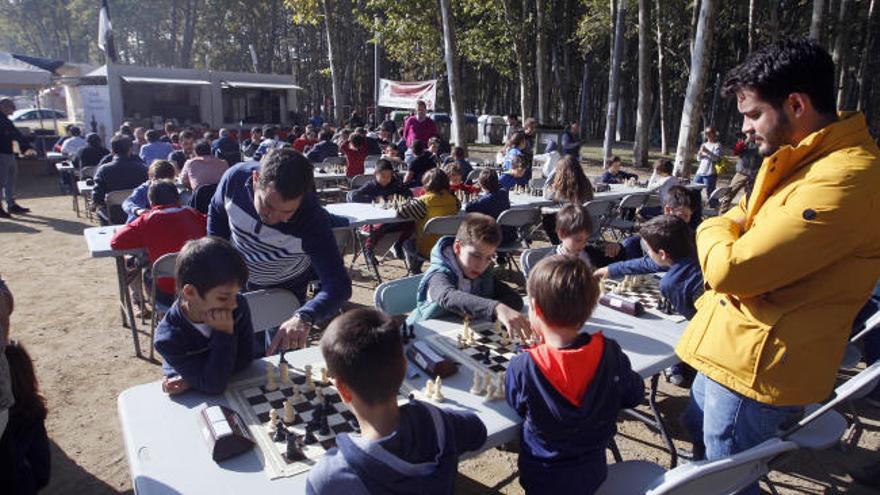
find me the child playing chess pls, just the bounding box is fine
[154,237,255,395]
[552,204,617,270]
[506,255,644,495]
[406,213,530,339]
[396,168,460,274]
[499,154,530,190]
[443,161,479,196]
[464,169,515,246]
[347,159,412,203]
[307,308,487,494]
[599,156,638,184]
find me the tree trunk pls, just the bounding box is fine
[634,0,652,167]
[748,0,756,52]
[769,0,780,43]
[655,0,668,155]
[535,0,549,124]
[603,0,626,163]
[689,0,701,57]
[857,0,877,111]
[322,0,346,124]
[810,0,825,41]
[180,0,200,68]
[833,0,851,109]
[501,0,534,120]
[674,0,719,177]
[439,0,466,148]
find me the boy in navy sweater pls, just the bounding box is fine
[599,156,637,184]
[464,169,515,245]
[347,159,414,263]
[153,237,254,395]
[506,255,643,495]
[307,308,487,494]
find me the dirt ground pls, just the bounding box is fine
[2,150,879,494]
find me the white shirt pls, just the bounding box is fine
[696,141,722,176]
[60,136,86,157]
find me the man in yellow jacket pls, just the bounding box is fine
[676,38,880,493]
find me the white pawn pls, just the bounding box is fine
[315,387,325,406]
[494,372,506,400]
[283,399,296,424]
[470,373,484,395]
[483,382,496,402]
[279,362,290,384]
[457,334,465,349]
[304,365,315,391]
[265,363,278,391]
[292,384,303,401]
[424,378,435,398]
[269,408,278,426]
[320,367,329,384]
[433,376,445,402]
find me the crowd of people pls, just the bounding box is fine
[1,38,880,495]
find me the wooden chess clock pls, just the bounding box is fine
[198,405,256,461]
[407,340,458,378]
[599,293,644,317]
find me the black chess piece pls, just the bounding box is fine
[286,431,306,461]
[273,420,287,442]
[319,415,331,436]
[303,426,318,445]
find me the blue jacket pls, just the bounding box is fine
[561,130,581,159]
[153,294,254,395]
[499,173,529,190]
[659,256,704,320]
[464,190,515,245]
[600,170,637,184]
[92,156,148,205]
[306,140,339,163]
[122,181,150,223]
[207,162,351,323]
[306,400,486,495]
[347,177,412,203]
[212,136,239,155]
[139,141,174,165]
[505,333,643,494]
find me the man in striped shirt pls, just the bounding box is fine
[208,149,352,354]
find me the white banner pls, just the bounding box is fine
[378,79,437,110]
[80,85,113,146]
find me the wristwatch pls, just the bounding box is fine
[294,312,313,327]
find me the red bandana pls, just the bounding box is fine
[526,333,605,408]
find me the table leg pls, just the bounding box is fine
[623,374,678,468]
[365,226,383,283]
[115,256,142,357]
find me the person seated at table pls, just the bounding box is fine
[73,133,110,171]
[600,156,638,184]
[644,158,680,212]
[464,169,515,246]
[340,132,368,178]
[553,203,617,270]
[499,154,530,191]
[427,136,443,164]
[396,168,460,274]
[122,160,178,223]
[60,125,86,157]
[154,237,253,396]
[306,129,339,164]
[541,155,594,244]
[180,140,229,192]
[139,130,174,166]
[505,255,643,495]
[597,185,697,277]
[444,162,479,195]
[241,126,262,159]
[403,140,436,188]
[307,308,487,495]
[293,127,318,154]
[442,146,472,182]
[92,135,149,225]
[502,132,527,173]
[347,159,414,265]
[405,213,529,340]
[111,180,208,308]
[2,341,51,495]
[254,126,284,161]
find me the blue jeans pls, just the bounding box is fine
[693,174,717,207]
[681,373,803,495]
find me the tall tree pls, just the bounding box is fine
[833,0,851,109]
[439,0,466,147]
[501,0,535,120]
[322,0,346,123]
[810,0,825,41]
[535,0,550,124]
[857,0,877,111]
[633,0,652,167]
[748,0,755,52]
[603,0,626,163]
[674,0,719,176]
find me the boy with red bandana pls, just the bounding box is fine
[505,255,644,494]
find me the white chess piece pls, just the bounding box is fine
[279,362,290,384]
[292,384,303,401]
[304,365,315,391]
[269,408,278,426]
[265,363,278,391]
[315,387,325,406]
[494,372,506,400]
[320,367,329,384]
[425,378,435,398]
[470,373,484,395]
[457,334,465,349]
[483,383,496,402]
[283,399,295,424]
[433,376,445,402]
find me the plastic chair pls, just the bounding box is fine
[496,207,541,271]
[349,174,373,189]
[520,246,555,278]
[423,215,465,237]
[100,189,135,226]
[242,288,300,334]
[374,274,424,316]
[840,309,880,369]
[607,193,651,239]
[584,199,616,241]
[596,437,799,495]
[148,252,178,360]
[466,168,483,185]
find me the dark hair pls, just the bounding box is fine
[119,125,133,137]
[555,203,593,237]
[411,139,425,155]
[375,158,395,174]
[452,146,466,160]
[250,126,262,135]
[549,155,593,204]
[638,215,696,261]
[180,130,194,140]
[653,159,673,175]
[194,140,212,156]
[527,255,598,329]
[457,213,502,247]
[176,237,249,295]
[320,308,405,405]
[428,136,441,146]
[442,161,463,178]
[319,130,334,142]
[111,134,132,156]
[722,38,836,115]
[86,133,102,146]
[507,131,526,150]
[168,150,186,171]
[69,126,81,137]
[292,125,304,138]
[350,133,365,148]
[148,179,180,207]
[422,167,449,193]
[477,168,500,192]
[261,125,275,138]
[663,185,694,210]
[6,341,48,421]
[608,155,621,165]
[258,148,315,200]
[148,159,177,180]
[145,129,160,142]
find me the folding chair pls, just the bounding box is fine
[496,207,541,271]
[78,166,97,219]
[519,246,555,278]
[596,437,799,495]
[100,189,135,226]
[583,199,616,242]
[349,174,372,189]
[374,274,424,316]
[404,215,465,274]
[702,186,732,218]
[607,193,651,239]
[466,167,483,185]
[840,309,880,369]
[148,252,178,360]
[242,288,300,335]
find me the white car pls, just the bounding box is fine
[10,108,75,135]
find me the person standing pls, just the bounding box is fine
[676,39,880,495]
[560,121,582,161]
[0,99,37,217]
[719,133,761,213]
[402,100,438,149]
[694,126,722,204]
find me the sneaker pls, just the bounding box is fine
[0,207,9,219]
[8,203,29,214]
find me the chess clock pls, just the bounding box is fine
[406,340,458,378]
[599,293,644,317]
[198,405,256,461]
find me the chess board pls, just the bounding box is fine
[224,361,413,479]
[602,276,686,323]
[426,321,528,375]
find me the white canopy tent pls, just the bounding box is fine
[0,52,53,89]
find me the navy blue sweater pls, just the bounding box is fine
[207,162,351,323]
[600,170,637,184]
[464,190,515,244]
[92,156,148,205]
[153,294,254,395]
[305,140,339,163]
[347,178,412,203]
[658,256,704,320]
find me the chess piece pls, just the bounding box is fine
[433,376,445,402]
[273,420,287,442]
[265,363,278,391]
[424,378,435,398]
[315,387,325,406]
[269,408,278,426]
[286,432,305,461]
[494,372,506,399]
[284,399,296,424]
[483,382,496,402]
[292,384,303,401]
[304,365,315,391]
[303,426,318,445]
[320,367,329,384]
[279,362,290,384]
[470,372,484,395]
[500,333,509,346]
[457,334,465,349]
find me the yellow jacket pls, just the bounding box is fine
[397,191,461,258]
[676,112,880,405]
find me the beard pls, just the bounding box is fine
[756,110,793,157]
